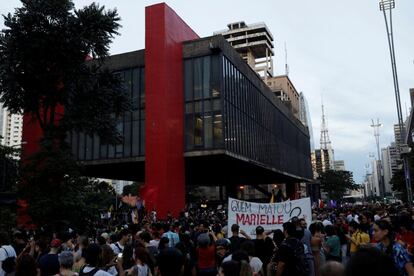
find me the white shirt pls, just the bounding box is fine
[322,219,332,227]
[0,245,17,276]
[110,242,124,255]
[149,239,159,248]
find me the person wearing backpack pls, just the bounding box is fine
[0,231,17,276]
[79,244,112,276]
[275,222,309,276]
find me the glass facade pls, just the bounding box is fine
[184,53,311,178]
[221,56,310,176]
[184,55,223,150]
[70,67,145,161]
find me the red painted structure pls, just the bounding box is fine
[141,3,199,217]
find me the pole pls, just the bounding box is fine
[379,0,412,207]
[370,119,384,197]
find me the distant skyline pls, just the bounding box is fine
[1,0,414,183]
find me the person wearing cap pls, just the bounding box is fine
[215,238,231,267]
[253,226,274,275]
[38,239,61,276]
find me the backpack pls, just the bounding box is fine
[79,266,100,276]
[1,247,16,273]
[283,238,310,276]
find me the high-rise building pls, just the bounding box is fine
[299,92,315,151]
[215,21,274,80]
[381,147,393,195]
[394,123,406,147]
[0,103,23,149]
[216,22,303,120]
[266,75,300,118]
[311,149,331,178]
[334,160,345,171]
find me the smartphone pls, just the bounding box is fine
[118,253,123,258]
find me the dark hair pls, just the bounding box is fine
[231,224,240,233]
[255,226,264,235]
[157,248,184,276]
[159,237,170,250]
[220,260,241,276]
[273,229,285,247]
[135,246,150,265]
[309,223,323,236]
[118,229,129,239]
[139,231,152,243]
[345,246,398,276]
[100,244,114,267]
[15,254,36,276]
[348,221,360,230]
[374,220,395,256]
[283,222,296,237]
[0,231,10,245]
[97,236,106,246]
[84,244,101,266]
[325,225,336,236]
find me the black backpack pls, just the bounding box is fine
[1,247,16,273]
[282,238,310,276]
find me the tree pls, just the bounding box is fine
[318,170,359,202]
[0,139,19,192]
[0,0,130,229]
[0,140,19,231]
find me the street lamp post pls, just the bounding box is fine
[379,0,412,207]
[370,119,385,197]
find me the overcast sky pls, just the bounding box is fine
[1,0,414,183]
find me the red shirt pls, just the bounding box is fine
[396,231,414,253]
[197,245,216,269]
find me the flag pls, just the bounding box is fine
[270,193,275,203]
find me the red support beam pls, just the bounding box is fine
[141,3,199,218]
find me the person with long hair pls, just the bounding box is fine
[373,219,414,276]
[15,253,39,276]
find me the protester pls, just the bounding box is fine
[323,225,341,263]
[79,244,113,276]
[253,226,274,274]
[373,219,414,276]
[346,221,369,256]
[156,248,185,276]
[274,222,309,276]
[57,251,78,276]
[319,261,345,276]
[38,239,61,276]
[228,224,251,253]
[15,253,38,276]
[0,231,17,276]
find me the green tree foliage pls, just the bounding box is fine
[0,140,19,231]
[318,170,359,202]
[0,140,19,192]
[0,0,128,141]
[0,0,129,229]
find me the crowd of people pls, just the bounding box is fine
[1,203,414,276]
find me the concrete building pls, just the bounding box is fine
[266,75,300,118]
[394,123,406,147]
[0,103,23,149]
[311,149,332,178]
[382,147,394,195]
[299,92,315,151]
[215,21,274,80]
[334,160,345,171]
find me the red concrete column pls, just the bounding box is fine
[142,3,199,218]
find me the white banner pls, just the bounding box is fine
[228,197,312,238]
